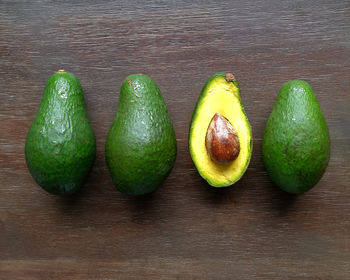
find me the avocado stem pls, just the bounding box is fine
[225,73,235,82]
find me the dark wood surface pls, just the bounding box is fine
[1,1,349,279]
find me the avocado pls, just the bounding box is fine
[25,70,96,195]
[189,72,252,187]
[105,74,177,195]
[262,80,330,194]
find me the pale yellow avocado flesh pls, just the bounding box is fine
[189,75,252,186]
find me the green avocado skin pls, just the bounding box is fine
[262,80,330,194]
[105,74,177,195]
[25,71,96,195]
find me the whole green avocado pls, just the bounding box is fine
[25,70,96,195]
[105,74,177,195]
[262,80,330,194]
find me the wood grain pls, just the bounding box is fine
[1,1,349,279]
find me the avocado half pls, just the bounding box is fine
[189,72,252,187]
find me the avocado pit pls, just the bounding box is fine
[205,113,240,164]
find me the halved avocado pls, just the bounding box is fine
[189,72,252,187]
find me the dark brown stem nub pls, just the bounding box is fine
[205,113,240,164]
[225,73,235,82]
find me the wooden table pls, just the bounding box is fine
[1,1,349,279]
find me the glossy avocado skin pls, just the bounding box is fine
[25,71,96,195]
[262,80,330,194]
[105,74,177,195]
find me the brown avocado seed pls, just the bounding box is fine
[205,113,240,164]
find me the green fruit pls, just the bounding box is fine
[262,80,330,194]
[189,72,252,187]
[25,70,96,195]
[105,74,177,195]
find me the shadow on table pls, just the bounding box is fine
[266,182,299,217]
[190,166,248,206]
